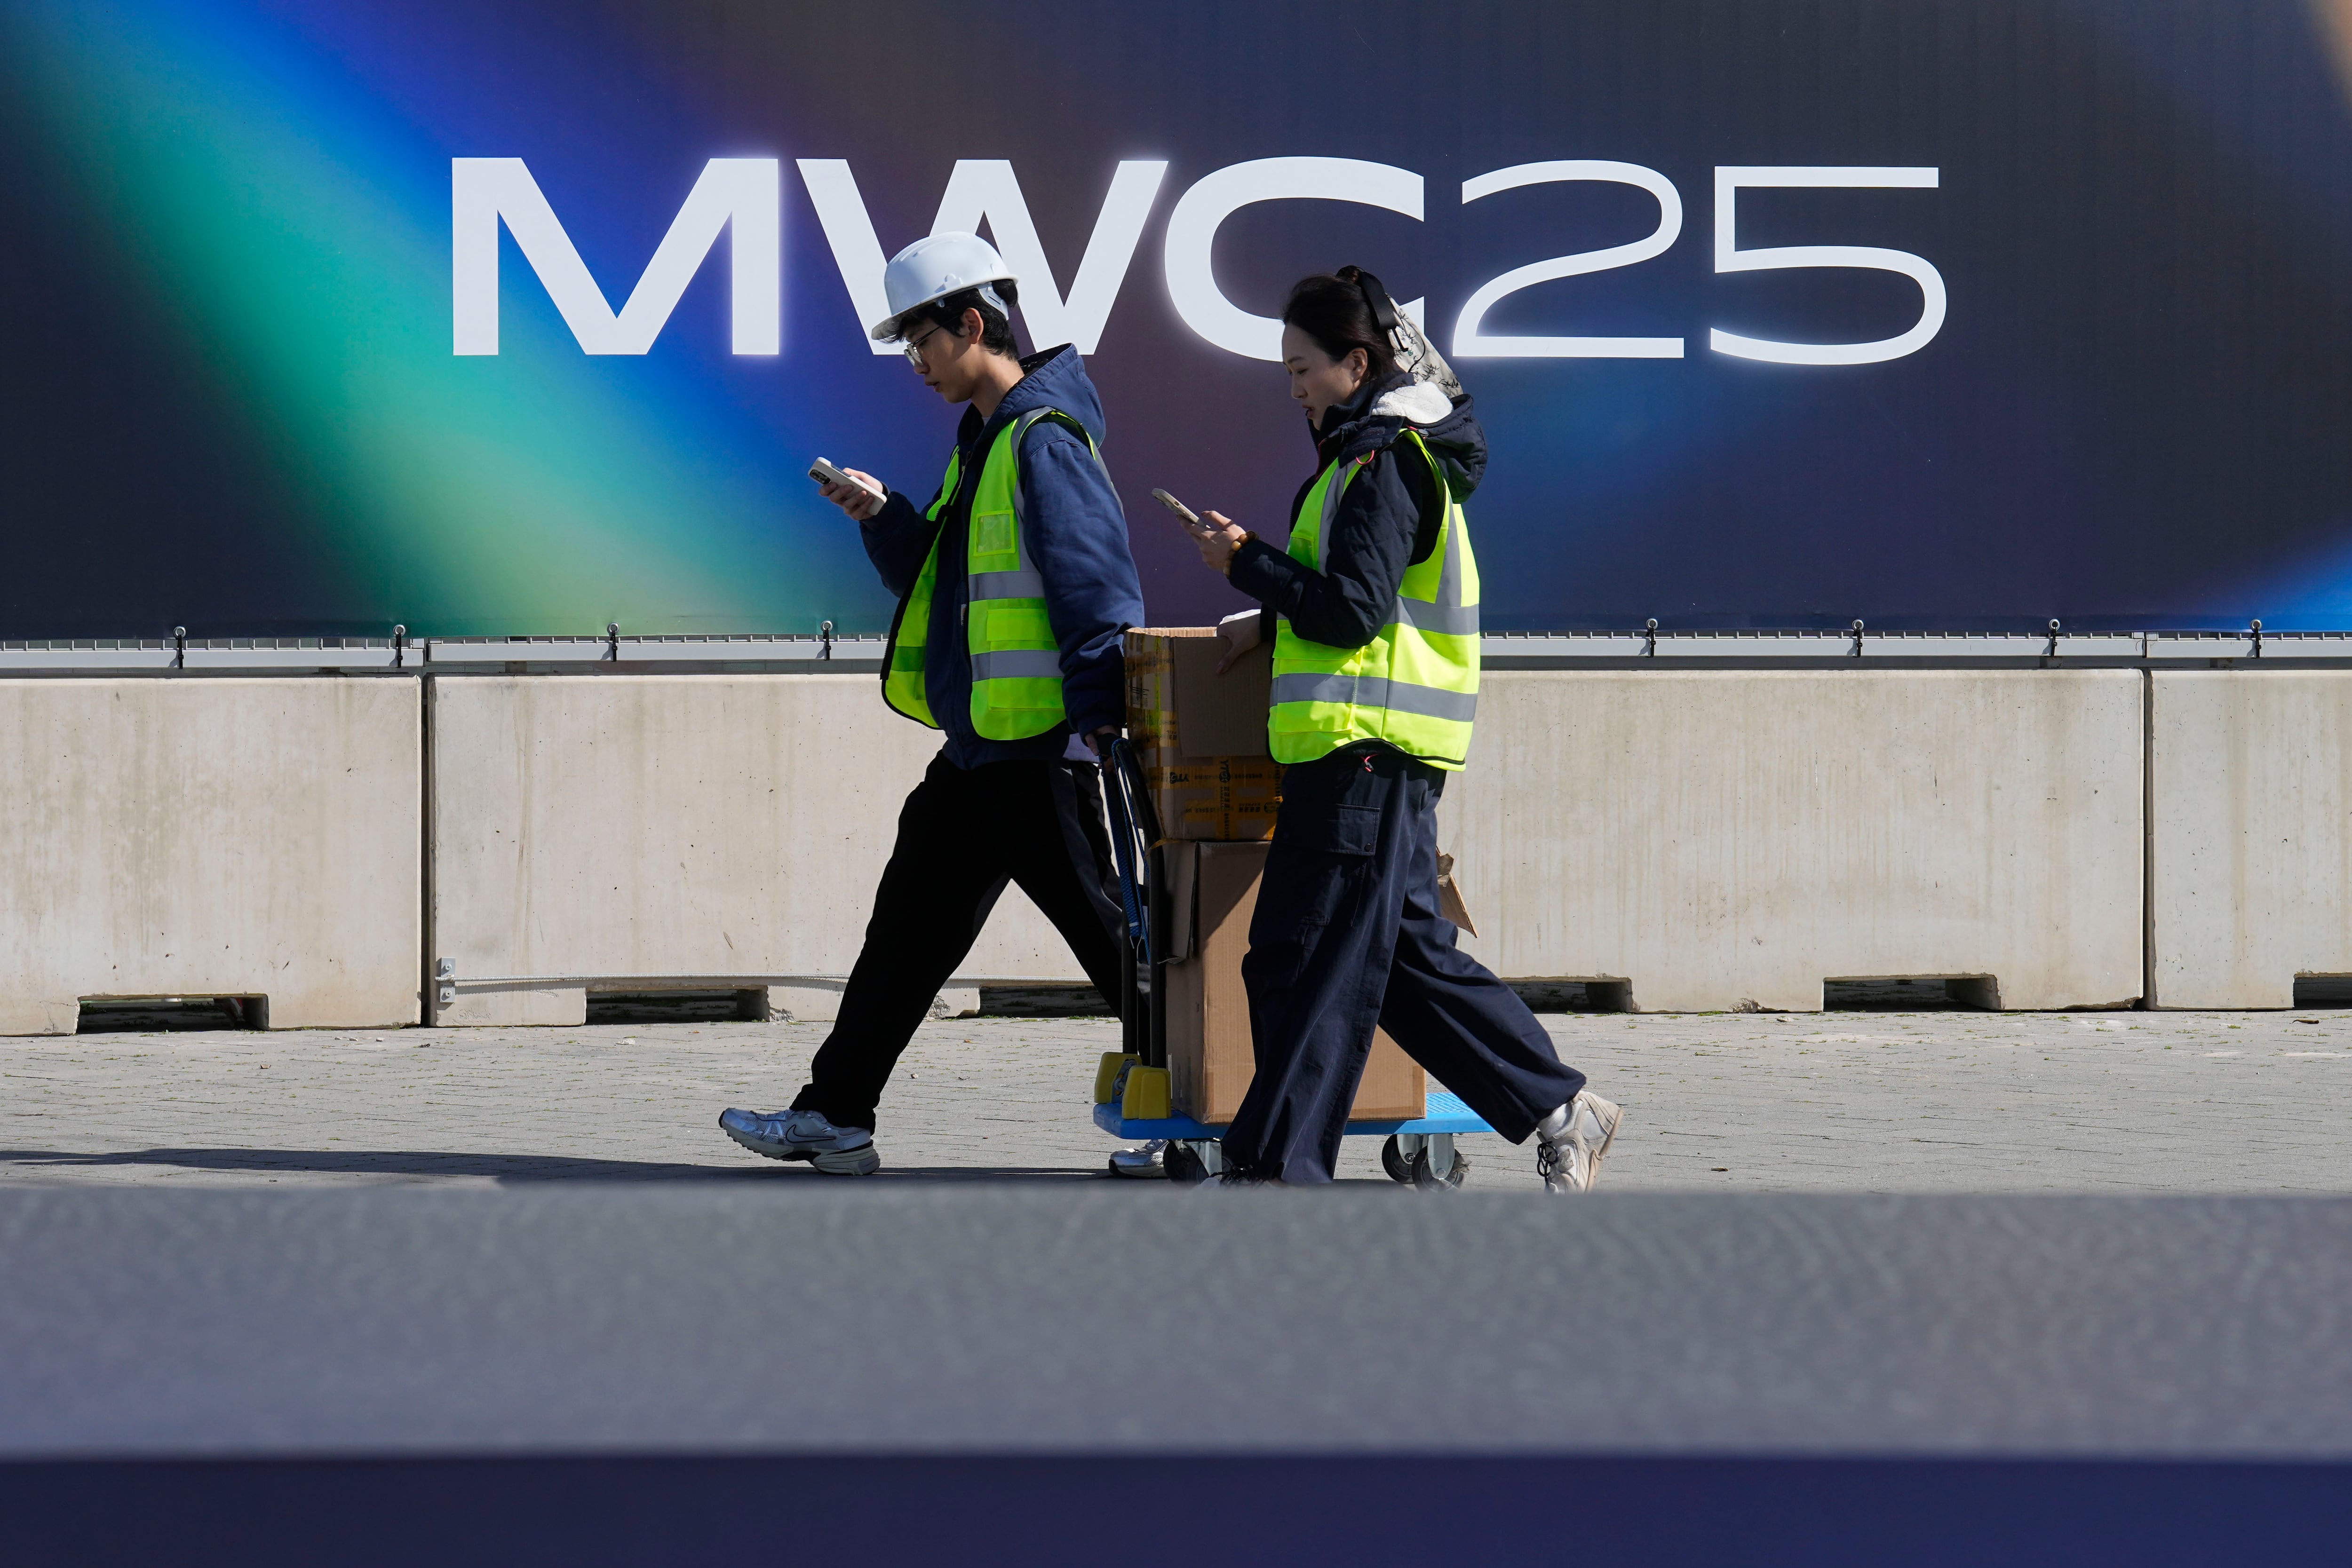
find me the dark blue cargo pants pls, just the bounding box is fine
[1222,744,1587,1184]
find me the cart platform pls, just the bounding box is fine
[1093,1088,1491,1142]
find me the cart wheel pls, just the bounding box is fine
[1164,1141,1209,1187]
[1410,1148,1470,1192]
[1380,1135,1414,1184]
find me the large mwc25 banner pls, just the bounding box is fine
[3,0,2349,638]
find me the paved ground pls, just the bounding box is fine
[4,1003,2348,1190]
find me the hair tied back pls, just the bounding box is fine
[1340,265,1400,337]
[1337,265,1465,404]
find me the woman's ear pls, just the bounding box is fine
[1346,346,1369,384]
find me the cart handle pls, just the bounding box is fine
[1102,738,1149,950]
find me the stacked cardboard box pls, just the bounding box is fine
[1121,627,1282,841]
[1124,626,1426,1125]
[1162,838,1428,1123]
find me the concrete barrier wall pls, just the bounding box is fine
[429,669,2147,1018]
[2149,671,2352,1008]
[11,666,2328,1029]
[0,677,422,1034]
[1441,671,2147,1011]
[427,675,1070,1025]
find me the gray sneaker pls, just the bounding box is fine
[1107,1139,1168,1179]
[718,1107,881,1175]
[1534,1091,1623,1194]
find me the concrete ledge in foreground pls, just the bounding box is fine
[2,1187,2346,1461]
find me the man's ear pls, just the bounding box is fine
[962,306,987,343]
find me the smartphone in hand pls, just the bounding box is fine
[809,457,883,503]
[1152,488,1201,527]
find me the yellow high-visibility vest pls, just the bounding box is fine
[1268,429,1480,769]
[882,407,1097,740]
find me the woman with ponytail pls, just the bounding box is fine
[1173,267,1622,1189]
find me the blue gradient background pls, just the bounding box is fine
[1,0,2347,637]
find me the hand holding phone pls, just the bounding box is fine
[1152,488,1201,527]
[810,456,885,521]
[1160,488,1248,575]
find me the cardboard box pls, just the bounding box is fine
[1124,627,1282,841]
[1164,839,1426,1125]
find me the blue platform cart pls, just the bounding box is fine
[1096,740,1493,1188]
[1092,1085,1492,1188]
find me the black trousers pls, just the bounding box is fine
[1223,746,1587,1184]
[793,753,1127,1132]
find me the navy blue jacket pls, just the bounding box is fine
[860,346,1144,769]
[1230,372,1487,649]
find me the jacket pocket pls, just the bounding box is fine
[971,508,1017,563]
[978,604,1054,648]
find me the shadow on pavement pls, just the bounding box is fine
[0,1148,1107,1184]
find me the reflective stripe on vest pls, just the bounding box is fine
[882,407,1101,741]
[1268,429,1480,769]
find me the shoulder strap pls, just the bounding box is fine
[1012,405,1098,453]
[1007,406,1114,513]
[1379,429,1452,568]
[1395,428,1448,490]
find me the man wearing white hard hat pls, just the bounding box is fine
[720,233,1145,1174]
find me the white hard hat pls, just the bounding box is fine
[869,231,1018,341]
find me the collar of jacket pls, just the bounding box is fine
[1306,370,1487,504]
[953,343,1090,454]
[1309,371,1458,466]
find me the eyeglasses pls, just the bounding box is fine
[901,321,952,367]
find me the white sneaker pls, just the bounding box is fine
[1107,1139,1168,1179]
[1534,1091,1623,1194]
[717,1107,882,1175]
